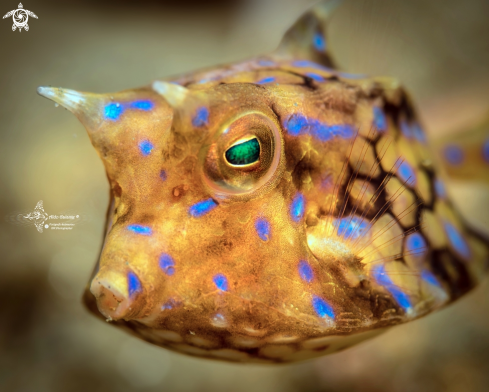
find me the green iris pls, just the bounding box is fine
[225,138,260,166]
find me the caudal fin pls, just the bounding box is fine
[433,114,489,184]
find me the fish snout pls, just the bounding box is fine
[90,268,146,321]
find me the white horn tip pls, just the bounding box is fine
[152,80,188,107]
[37,86,88,112]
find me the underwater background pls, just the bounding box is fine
[1,0,489,391]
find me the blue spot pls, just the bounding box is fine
[127,271,141,297]
[257,76,276,84]
[400,121,413,139]
[104,103,124,121]
[161,298,178,310]
[421,270,441,287]
[406,233,427,257]
[285,113,309,136]
[372,264,412,312]
[189,198,217,217]
[127,224,152,235]
[413,124,427,143]
[434,178,446,199]
[139,140,154,156]
[290,193,305,222]
[192,107,209,127]
[305,72,325,82]
[312,296,335,319]
[255,218,271,241]
[298,261,314,283]
[213,274,228,291]
[284,113,354,141]
[483,138,489,163]
[444,145,464,165]
[159,253,175,276]
[397,161,416,186]
[162,301,173,310]
[444,221,471,259]
[313,32,326,52]
[373,107,387,132]
[335,216,369,240]
[312,123,355,141]
[291,60,332,72]
[160,170,167,181]
[258,59,275,66]
[130,100,154,111]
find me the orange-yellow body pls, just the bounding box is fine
[38,1,488,363]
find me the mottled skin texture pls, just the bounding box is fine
[39,1,489,364]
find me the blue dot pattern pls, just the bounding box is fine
[373,107,387,132]
[397,161,416,186]
[313,31,326,52]
[444,145,464,165]
[213,274,228,291]
[128,271,141,297]
[421,270,441,287]
[483,138,489,163]
[130,100,154,110]
[312,296,335,319]
[192,107,209,127]
[298,261,314,283]
[284,113,354,141]
[290,192,305,222]
[255,218,271,241]
[372,264,412,312]
[139,140,154,156]
[104,103,124,121]
[127,224,152,235]
[405,232,427,257]
[335,217,369,240]
[305,72,325,82]
[444,222,471,259]
[159,254,175,276]
[434,178,446,199]
[160,170,167,181]
[257,76,276,84]
[189,198,217,217]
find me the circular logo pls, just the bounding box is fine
[13,9,28,28]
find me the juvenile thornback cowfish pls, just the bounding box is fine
[37,1,489,363]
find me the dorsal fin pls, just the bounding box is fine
[275,0,341,68]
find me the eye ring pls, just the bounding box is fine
[224,136,261,168]
[201,110,285,201]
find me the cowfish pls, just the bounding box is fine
[37,1,489,363]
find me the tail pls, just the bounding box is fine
[432,113,489,184]
[431,113,489,238]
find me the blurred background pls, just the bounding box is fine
[1,0,489,391]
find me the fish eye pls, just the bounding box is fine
[224,137,260,167]
[201,111,285,200]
